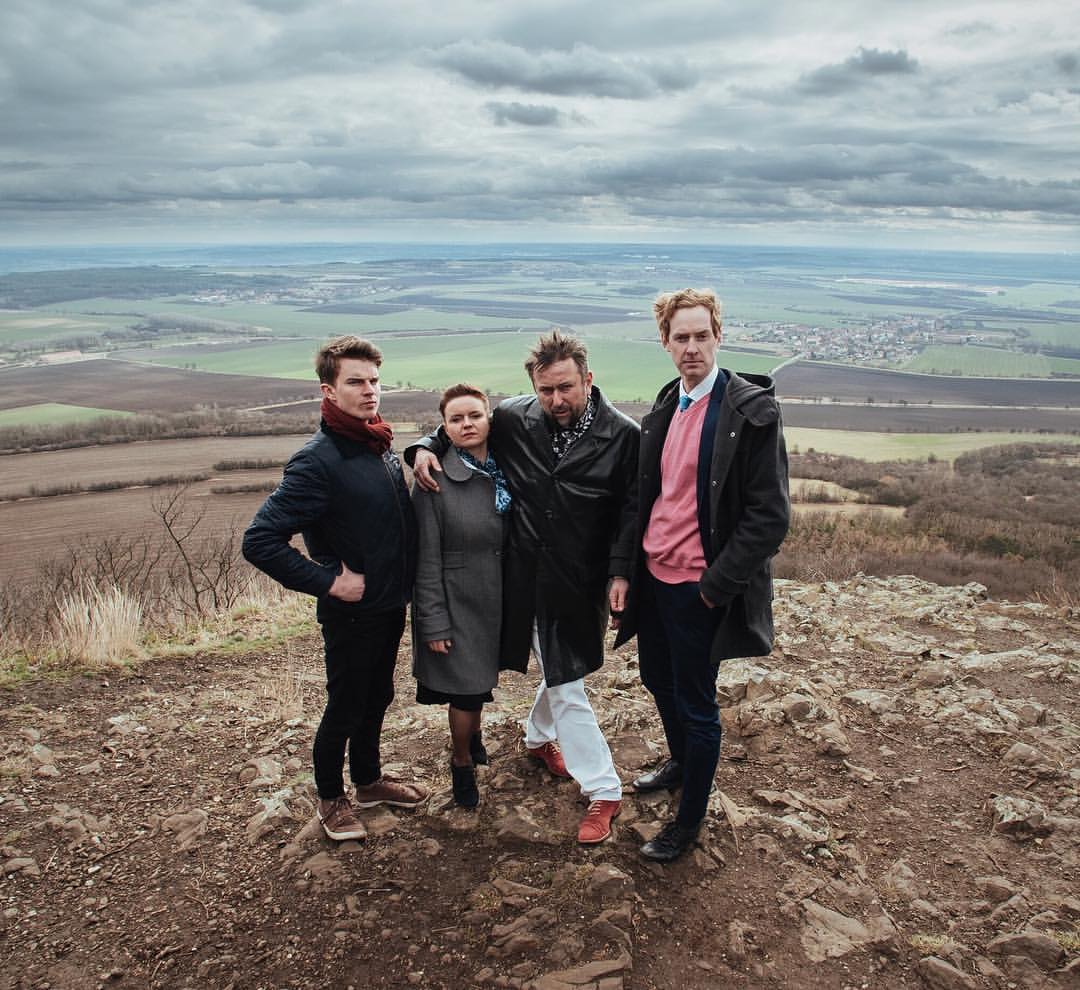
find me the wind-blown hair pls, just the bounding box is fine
[653,289,723,343]
[315,336,383,384]
[524,329,589,382]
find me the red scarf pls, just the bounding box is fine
[320,397,393,455]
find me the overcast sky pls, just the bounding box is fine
[1,0,1078,250]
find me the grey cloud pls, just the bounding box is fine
[431,40,698,98]
[799,47,918,95]
[1,0,1078,246]
[851,48,919,75]
[487,102,563,127]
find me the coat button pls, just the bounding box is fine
[729,431,736,438]
[711,480,718,487]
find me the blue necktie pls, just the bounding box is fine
[678,394,692,412]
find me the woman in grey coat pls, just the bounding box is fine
[412,384,510,807]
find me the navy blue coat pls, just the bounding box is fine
[242,423,417,618]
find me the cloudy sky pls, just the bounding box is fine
[1,0,1078,250]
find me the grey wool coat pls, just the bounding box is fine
[411,446,508,695]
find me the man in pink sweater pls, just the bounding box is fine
[615,288,790,862]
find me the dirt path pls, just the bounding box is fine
[2,576,1078,989]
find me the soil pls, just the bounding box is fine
[1,577,1077,990]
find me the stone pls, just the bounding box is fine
[300,852,341,883]
[814,723,852,758]
[781,693,814,721]
[2,857,40,877]
[161,809,208,851]
[881,858,925,901]
[916,956,977,990]
[990,795,1054,838]
[799,898,898,962]
[239,756,283,788]
[246,796,295,842]
[974,875,1021,903]
[587,864,634,901]
[912,664,951,689]
[842,689,897,714]
[538,951,632,986]
[495,805,560,845]
[986,930,1065,971]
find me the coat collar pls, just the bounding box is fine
[441,445,481,483]
[521,385,618,438]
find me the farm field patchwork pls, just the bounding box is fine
[902,344,1080,377]
[776,361,1080,407]
[0,430,420,582]
[779,400,1080,434]
[0,403,134,428]
[783,427,1080,461]
[0,360,317,413]
[0,435,310,498]
[115,333,783,400]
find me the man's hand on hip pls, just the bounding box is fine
[329,563,366,602]
[413,450,444,493]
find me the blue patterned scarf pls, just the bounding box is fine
[458,448,512,514]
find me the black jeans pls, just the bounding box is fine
[313,605,406,800]
[636,572,724,828]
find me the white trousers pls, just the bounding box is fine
[524,626,622,801]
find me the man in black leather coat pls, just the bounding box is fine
[409,331,638,845]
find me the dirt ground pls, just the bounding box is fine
[1,576,1077,990]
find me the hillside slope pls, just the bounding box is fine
[1,576,1077,989]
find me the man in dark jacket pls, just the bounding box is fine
[616,289,790,862]
[410,331,638,845]
[243,336,427,843]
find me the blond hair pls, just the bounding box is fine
[653,289,722,343]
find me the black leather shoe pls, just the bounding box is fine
[469,732,489,766]
[640,820,700,862]
[632,758,683,792]
[451,763,479,808]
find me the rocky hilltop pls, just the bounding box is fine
[1,576,1077,989]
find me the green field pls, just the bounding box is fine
[0,403,135,427]
[0,310,122,346]
[784,427,1080,462]
[903,344,1080,377]
[129,333,783,401]
[43,297,558,337]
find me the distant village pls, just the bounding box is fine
[740,314,970,367]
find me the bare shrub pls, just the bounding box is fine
[210,482,277,495]
[152,488,249,620]
[55,581,143,667]
[212,458,286,471]
[0,473,211,502]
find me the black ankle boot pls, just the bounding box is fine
[469,732,489,766]
[451,763,479,808]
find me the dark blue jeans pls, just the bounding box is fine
[313,605,406,799]
[637,572,724,828]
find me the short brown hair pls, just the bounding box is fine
[315,335,382,385]
[653,289,723,343]
[439,382,489,417]
[524,329,589,382]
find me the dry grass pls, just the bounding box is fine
[55,581,144,668]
